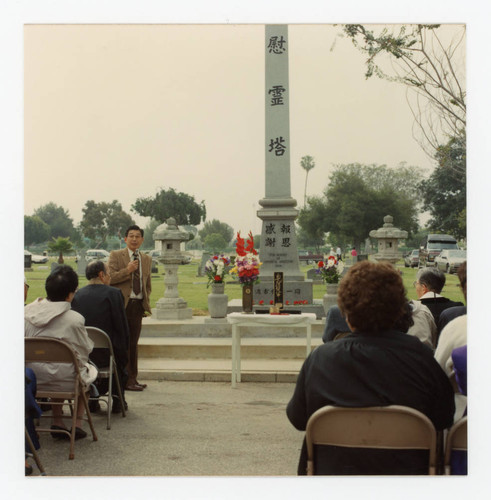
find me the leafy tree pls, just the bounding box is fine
[80,200,134,248]
[24,215,50,247]
[420,136,466,239]
[132,188,206,226]
[297,199,328,251]
[34,202,75,239]
[141,219,161,250]
[48,237,74,264]
[300,155,315,206]
[199,219,234,246]
[342,24,465,166]
[203,233,228,253]
[299,163,422,250]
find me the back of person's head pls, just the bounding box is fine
[457,261,467,300]
[338,260,408,334]
[86,260,106,280]
[416,267,445,294]
[125,225,144,237]
[45,265,79,302]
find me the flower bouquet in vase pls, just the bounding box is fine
[230,231,261,313]
[316,256,344,314]
[205,255,231,319]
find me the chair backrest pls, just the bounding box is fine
[85,326,112,351]
[25,337,79,366]
[444,417,467,473]
[305,405,437,475]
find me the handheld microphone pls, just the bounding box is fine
[133,249,139,261]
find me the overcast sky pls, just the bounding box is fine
[24,23,451,236]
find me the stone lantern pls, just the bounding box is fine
[369,215,408,264]
[152,217,193,320]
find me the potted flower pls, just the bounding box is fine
[230,231,261,312]
[205,254,231,319]
[315,256,345,313]
[205,254,231,288]
[316,256,344,284]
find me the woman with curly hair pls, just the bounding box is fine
[287,260,455,475]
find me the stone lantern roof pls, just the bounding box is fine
[369,215,408,264]
[369,215,408,240]
[153,217,190,242]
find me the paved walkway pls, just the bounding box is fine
[26,380,302,477]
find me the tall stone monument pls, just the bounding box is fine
[254,25,314,310]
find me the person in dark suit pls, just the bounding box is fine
[71,260,130,412]
[108,225,152,392]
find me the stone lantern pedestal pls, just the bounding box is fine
[369,215,408,264]
[153,218,193,320]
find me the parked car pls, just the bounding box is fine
[24,250,49,264]
[434,249,467,274]
[419,234,459,267]
[404,249,419,268]
[85,249,110,262]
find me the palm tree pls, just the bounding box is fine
[48,237,74,264]
[300,155,315,206]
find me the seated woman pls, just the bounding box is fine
[25,265,97,439]
[287,260,455,475]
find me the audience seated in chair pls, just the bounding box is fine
[287,260,455,475]
[25,265,97,439]
[438,261,467,335]
[323,300,436,349]
[71,260,130,413]
[413,267,464,342]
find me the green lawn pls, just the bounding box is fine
[24,257,465,315]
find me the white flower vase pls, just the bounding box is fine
[208,282,229,318]
[322,283,339,314]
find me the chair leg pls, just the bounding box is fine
[107,371,113,430]
[113,360,126,418]
[80,386,98,443]
[25,427,47,475]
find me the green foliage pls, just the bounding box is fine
[79,200,134,247]
[24,215,50,246]
[203,233,228,253]
[132,188,206,226]
[199,219,234,245]
[47,236,74,264]
[297,206,326,252]
[142,219,162,250]
[299,163,422,250]
[420,136,466,240]
[34,202,75,239]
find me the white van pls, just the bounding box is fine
[85,249,110,262]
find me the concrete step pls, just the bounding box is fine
[137,357,304,383]
[138,336,323,360]
[141,316,326,338]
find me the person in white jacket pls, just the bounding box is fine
[25,265,97,439]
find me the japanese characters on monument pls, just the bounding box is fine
[265,24,291,200]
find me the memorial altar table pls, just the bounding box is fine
[226,312,317,387]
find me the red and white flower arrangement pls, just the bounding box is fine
[316,256,345,284]
[230,231,261,286]
[205,254,231,287]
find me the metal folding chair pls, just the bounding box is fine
[86,327,126,429]
[305,405,438,475]
[25,337,98,460]
[444,416,467,475]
